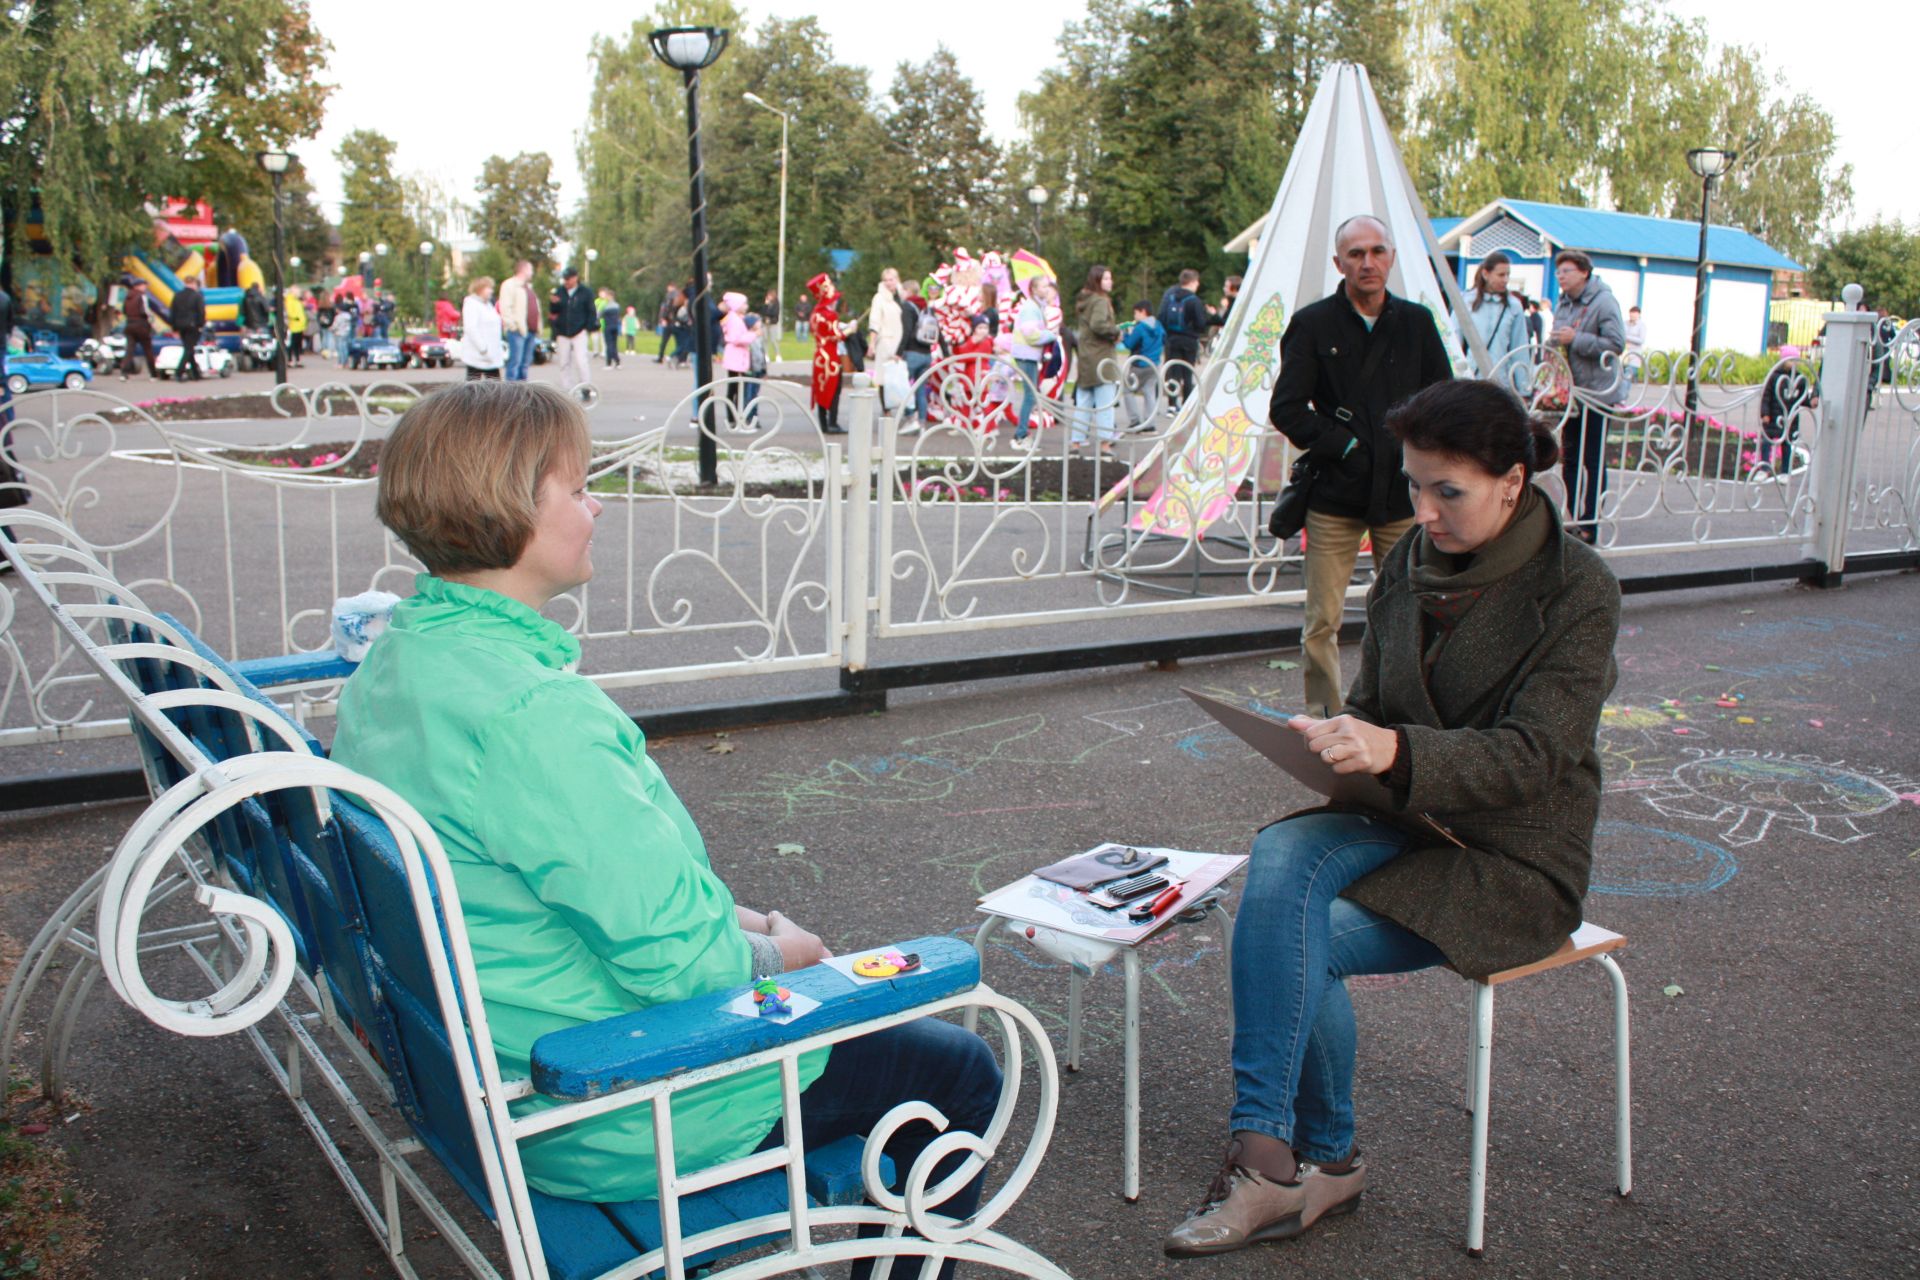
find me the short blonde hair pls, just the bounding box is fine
[377,382,592,575]
[469,275,495,296]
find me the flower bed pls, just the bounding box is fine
[1603,408,1787,480]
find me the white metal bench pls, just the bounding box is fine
[1,516,1072,1280]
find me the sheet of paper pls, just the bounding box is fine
[721,989,822,1024]
[976,845,1247,945]
[820,951,940,985]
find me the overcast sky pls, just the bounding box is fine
[301,0,1913,242]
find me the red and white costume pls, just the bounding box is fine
[806,272,843,424]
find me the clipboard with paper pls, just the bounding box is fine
[1182,688,1467,848]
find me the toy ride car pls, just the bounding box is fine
[399,333,452,368]
[153,343,236,380]
[237,330,282,372]
[344,336,406,371]
[4,351,94,394]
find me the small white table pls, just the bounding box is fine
[963,849,1246,1202]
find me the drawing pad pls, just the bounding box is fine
[1182,688,1395,809]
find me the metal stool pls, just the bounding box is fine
[1464,921,1632,1255]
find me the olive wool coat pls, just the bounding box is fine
[1336,500,1621,980]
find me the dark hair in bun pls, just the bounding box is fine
[1385,379,1561,478]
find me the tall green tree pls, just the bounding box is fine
[1090,0,1280,296]
[1408,0,1635,213]
[577,5,915,312]
[1691,47,1850,265]
[879,49,1005,255]
[1809,221,1920,317]
[0,0,331,284]
[474,152,566,268]
[335,129,420,265]
[574,3,742,306]
[1410,0,1847,260]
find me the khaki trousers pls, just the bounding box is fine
[1300,509,1415,717]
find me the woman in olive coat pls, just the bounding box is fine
[1072,264,1123,457]
[1165,378,1621,1259]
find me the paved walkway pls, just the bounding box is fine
[2,566,1916,1276]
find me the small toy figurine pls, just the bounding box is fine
[852,950,922,979]
[752,977,793,1017]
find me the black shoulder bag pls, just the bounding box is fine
[1268,326,1393,541]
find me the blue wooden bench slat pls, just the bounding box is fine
[158,615,331,755]
[232,649,358,688]
[527,1191,645,1280]
[530,937,979,1101]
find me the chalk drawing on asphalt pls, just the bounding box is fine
[1590,820,1738,897]
[1634,750,1913,845]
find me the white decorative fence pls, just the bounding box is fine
[2,294,1911,750]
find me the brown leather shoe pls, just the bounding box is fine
[1162,1150,1366,1258]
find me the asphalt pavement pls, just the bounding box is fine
[2,565,1917,1278]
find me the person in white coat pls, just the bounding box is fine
[867,267,904,369]
[457,277,505,380]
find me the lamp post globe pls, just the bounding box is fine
[649,24,732,486]
[255,149,296,384]
[1026,184,1049,253]
[1686,147,1733,180]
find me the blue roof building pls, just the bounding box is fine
[1437,197,1802,355]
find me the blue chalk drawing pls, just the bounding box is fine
[1590,820,1737,897]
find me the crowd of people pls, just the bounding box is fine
[784,249,1245,449]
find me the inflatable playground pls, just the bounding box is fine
[122,199,269,341]
[8,199,270,354]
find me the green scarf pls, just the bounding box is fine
[1407,484,1551,673]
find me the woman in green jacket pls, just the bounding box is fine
[1164,378,1621,1258]
[1071,265,1123,459]
[331,382,997,1279]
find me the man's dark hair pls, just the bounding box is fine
[1178,268,1200,286]
[1553,249,1593,274]
[1132,300,1152,315]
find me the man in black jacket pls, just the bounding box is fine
[169,280,207,380]
[1268,214,1454,716]
[1159,269,1213,408]
[548,266,596,394]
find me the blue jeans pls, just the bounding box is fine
[1013,358,1041,437]
[756,1016,1002,1280]
[1071,381,1117,446]
[504,331,534,382]
[903,350,932,419]
[1230,813,1444,1162]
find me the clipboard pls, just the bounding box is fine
[1182,688,1395,809]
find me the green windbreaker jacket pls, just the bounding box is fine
[332,575,826,1202]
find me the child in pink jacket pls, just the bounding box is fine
[720,292,753,429]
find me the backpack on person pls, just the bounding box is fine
[913,301,940,347]
[1158,287,1190,336]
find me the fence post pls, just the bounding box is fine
[1803,282,1873,586]
[842,374,876,672]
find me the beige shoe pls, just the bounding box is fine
[1162,1152,1366,1258]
